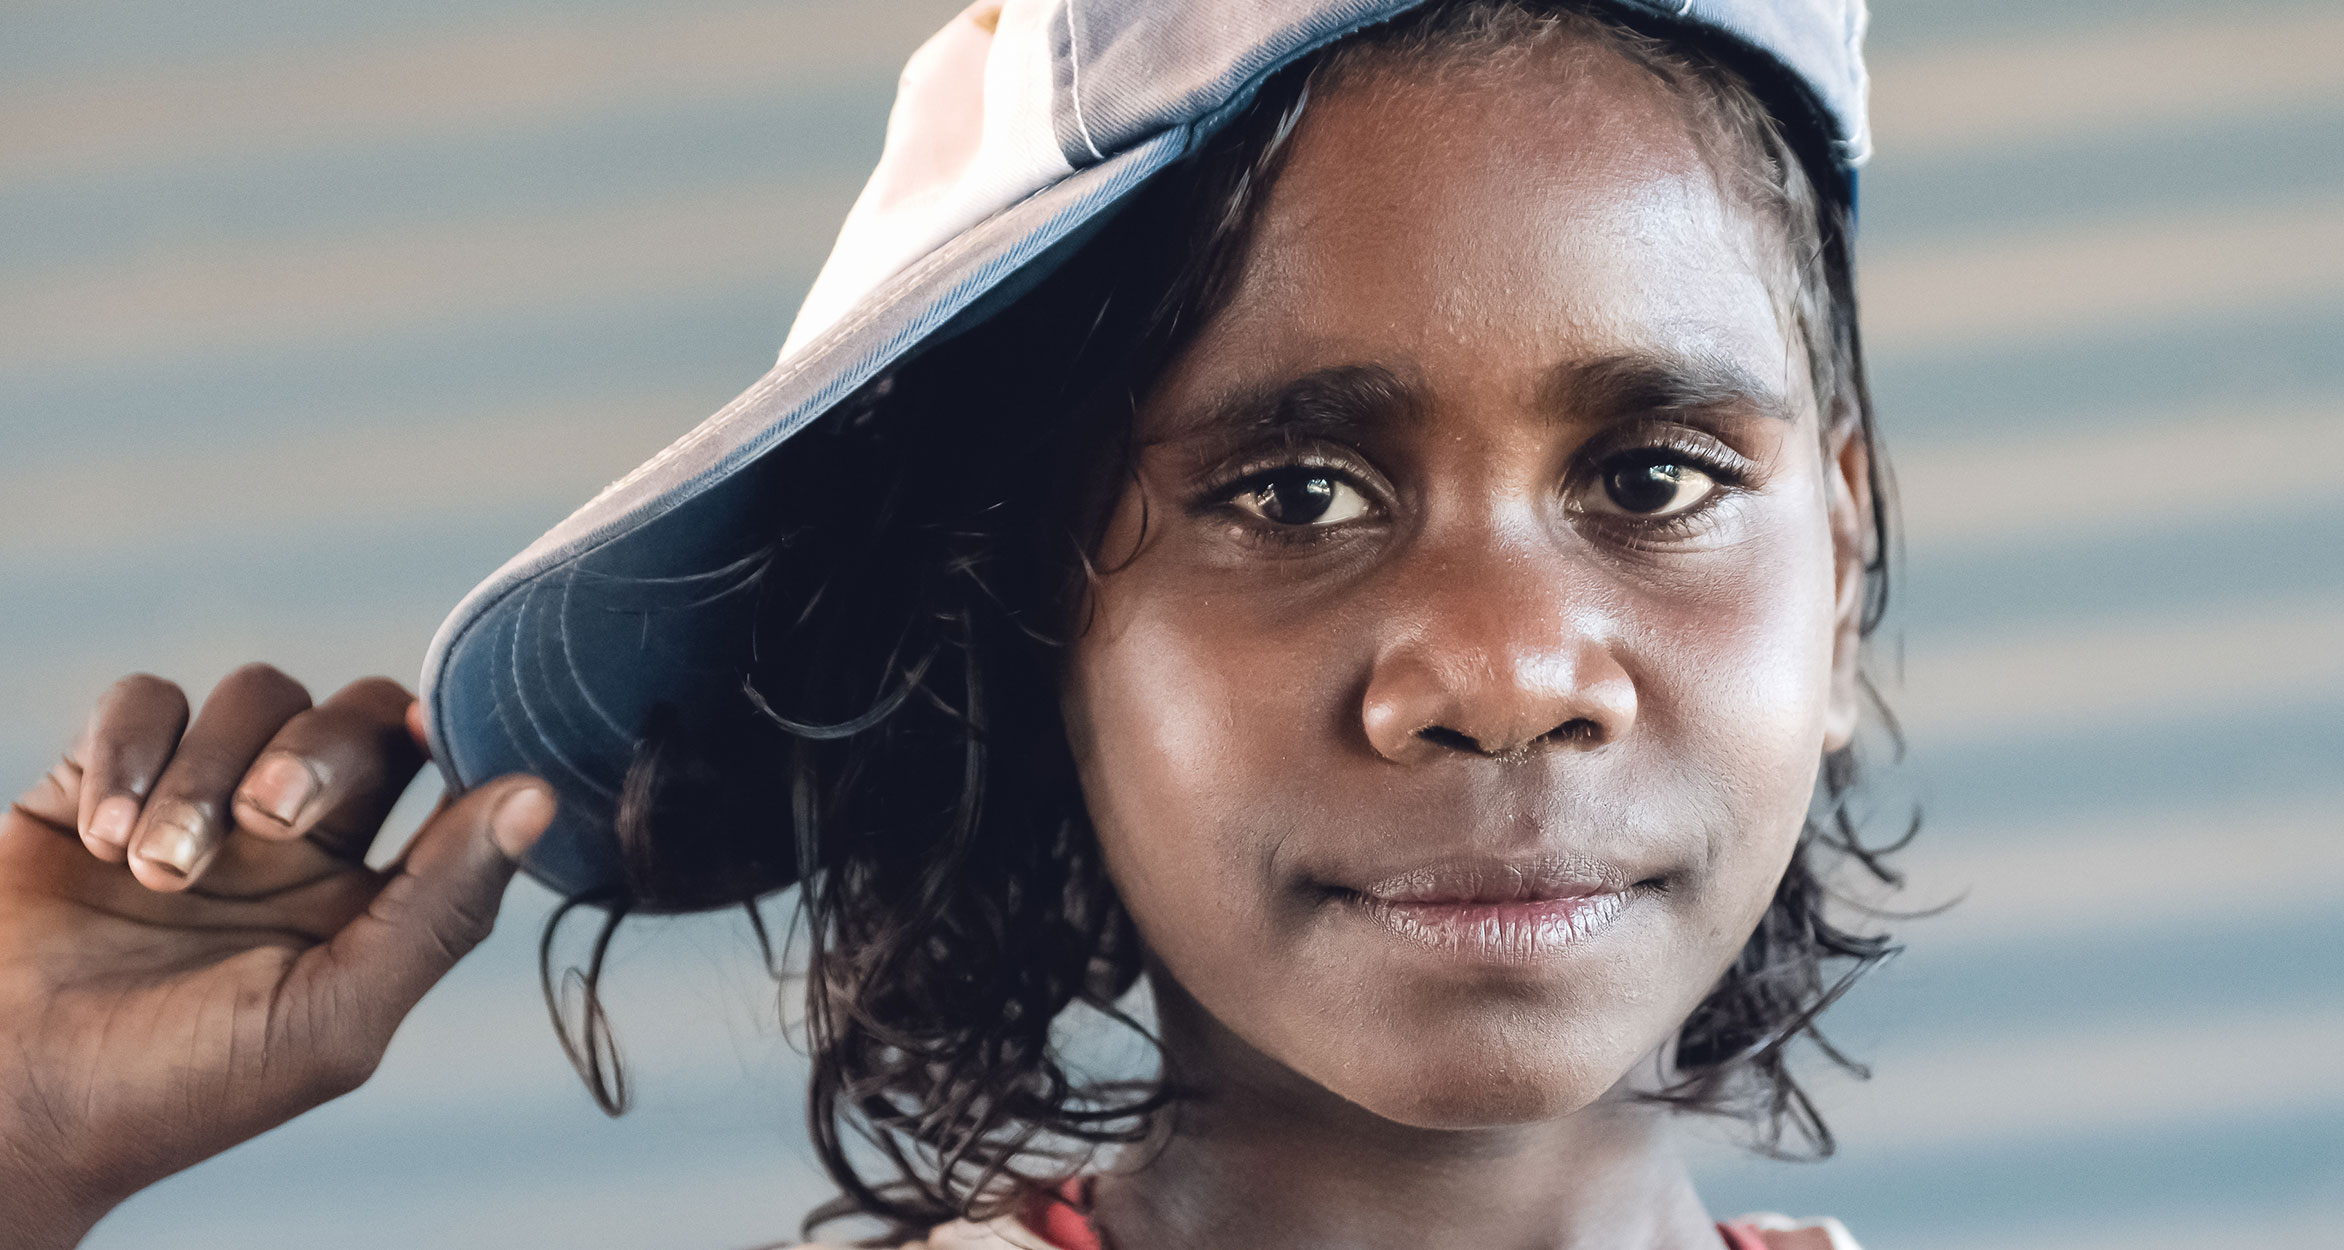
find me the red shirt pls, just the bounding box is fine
[1021,1183,1782,1250]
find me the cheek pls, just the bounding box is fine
[1630,497,1842,905]
[1061,517,1400,1092]
[1061,566,1320,955]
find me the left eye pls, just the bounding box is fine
[1230,470,1373,527]
[1579,454,1720,519]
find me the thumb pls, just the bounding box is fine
[298,775,555,1054]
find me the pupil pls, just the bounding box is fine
[1607,462,1685,513]
[1258,474,1336,524]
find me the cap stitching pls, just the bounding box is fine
[1062,0,1108,162]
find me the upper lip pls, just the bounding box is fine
[1355,854,1631,905]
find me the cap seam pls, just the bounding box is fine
[1062,0,1108,162]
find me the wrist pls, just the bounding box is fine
[0,1146,113,1250]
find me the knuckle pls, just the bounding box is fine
[340,676,417,713]
[101,672,186,715]
[438,893,500,956]
[372,875,497,964]
[16,766,76,828]
[282,709,402,780]
[298,702,376,743]
[262,704,334,750]
[222,661,307,700]
[306,1048,382,1101]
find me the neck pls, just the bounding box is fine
[1089,980,1719,1250]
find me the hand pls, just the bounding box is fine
[0,665,555,1248]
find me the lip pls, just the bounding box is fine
[1343,856,1634,963]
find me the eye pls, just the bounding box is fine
[1229,469,1373,527]
[1579,452,1721,519]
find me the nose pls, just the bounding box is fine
[1359,545,1638,765]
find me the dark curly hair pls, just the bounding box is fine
[538,1,1909,1243]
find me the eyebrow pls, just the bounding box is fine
[1155,349,1795,453]
[1542,350,1800,427]
[1153,363,1420,451]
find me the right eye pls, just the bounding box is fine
[1579,453,1722,520]
[1229,469,1373,527]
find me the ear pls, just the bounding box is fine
[1821,412,1874,754]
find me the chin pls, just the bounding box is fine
[1310,1021,1635,1131]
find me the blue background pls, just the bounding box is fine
[4,1,2340,1245]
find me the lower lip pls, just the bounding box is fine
[1351,891,1632,962]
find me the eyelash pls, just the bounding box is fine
[1574,426,1759,537]
[1194,425,1760,545]
[1197,450,1379,547]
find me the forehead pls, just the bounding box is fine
[1162,36,1797,413]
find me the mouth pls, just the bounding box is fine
[1339,856,1638,963]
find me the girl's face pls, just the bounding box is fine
[1061,43,1868,1129]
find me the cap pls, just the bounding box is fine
[420,0,1871,900]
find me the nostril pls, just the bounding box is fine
[1415,725,1484,755]
[1543,718,1603,747]
[1413,719,1604,757]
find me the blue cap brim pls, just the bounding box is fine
[420,128,1192,901]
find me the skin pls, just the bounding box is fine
[0,669,554,1249]
[1063,38,1869,1250]
[0,25,1868,1250]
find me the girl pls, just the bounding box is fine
[0,1,1900,1247]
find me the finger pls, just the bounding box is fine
[126,663,312,891]
[71,674,191,863]
[404,698,432,760]
[296,776,553,1052]
[232,678,425,861]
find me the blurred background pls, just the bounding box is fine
[4,0,2339,1245]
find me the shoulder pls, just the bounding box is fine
[1733,1213,1864,1250]
[807,1216,1859,1250]
[793,1215,1054,1250]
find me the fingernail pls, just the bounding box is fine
[138,801,210,877]
[238,753,319,826]
[89,795,138,848]
[488,784,555,860]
